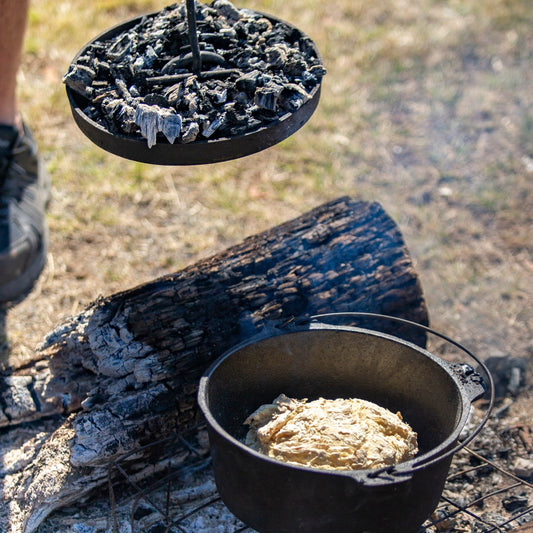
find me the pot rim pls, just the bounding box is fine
[198,315,494,483]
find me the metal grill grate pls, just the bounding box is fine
[108,424,533,533]
[421,447,533,532]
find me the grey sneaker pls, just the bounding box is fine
[0,122,50,304]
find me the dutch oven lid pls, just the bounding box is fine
[64,4,324,165]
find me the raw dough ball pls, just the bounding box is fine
[244,394,418,470]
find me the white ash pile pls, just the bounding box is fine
[63,0,326,148]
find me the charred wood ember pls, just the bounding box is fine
[63,0,326,148]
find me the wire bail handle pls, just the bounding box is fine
[309,312,495,477]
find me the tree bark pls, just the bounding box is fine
[0,197,428,532]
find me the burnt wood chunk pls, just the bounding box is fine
[0,197,427,532]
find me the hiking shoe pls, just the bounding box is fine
[0,122,50,304]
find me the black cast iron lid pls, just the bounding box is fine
[65,2,324,165]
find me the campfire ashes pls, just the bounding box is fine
[63,0,326,148]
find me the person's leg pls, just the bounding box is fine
[0,0,30,127]
[0,0,50,305]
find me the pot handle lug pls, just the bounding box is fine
[448,362,486,402]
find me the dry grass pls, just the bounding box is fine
[1,0,531,371]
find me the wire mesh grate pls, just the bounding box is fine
[420,447,533,532]
[108,423,533,533]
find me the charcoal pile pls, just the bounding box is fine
[63,0,326,148]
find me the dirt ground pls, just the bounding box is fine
[0,0,531,530]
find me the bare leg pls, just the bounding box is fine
[0,0,30,127]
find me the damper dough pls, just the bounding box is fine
[244,394,418,470]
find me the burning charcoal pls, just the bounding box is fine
[223,102,262,135]
[115,102,137,133]
[185,75,201,93]
[82,106,100,121]
[309,64,327,80]
[302,70,318,85]
[234,91,251,106]
[63,64,96,98]
[181,120,200,143]
[107,33,134,61]
[131,70,155,91]
[115,78,132,101]
[259,72,274,85]
[224,103,248,124]
[265,44,289,68]
[285,57,308,77]
[158,109,182,143]
[92,89,119,106]
[279,83,310,111]
[133,56,144,72]
[240,16,272,38]
[135,104,160,148]
[246,58,268,72]
[264,24,292,46]
[136,45,158,72]
[201,32,237,49]
[94,58,111,78]
[129,85,141,98]
[255,83,284,111]
[202,112,226,138]
[251,105,279,122]
[64,0,325,146]
[92,80,110,91]
[211,85,227,105]
[199,96,216,115]
[254,17,273,34]
[235,70,261,95]
[184,92,198,113]
[101,97,123,119]
[213,0,241,24]
[144,93,170,107]
[163,82,185,107]
[73,54,93,66]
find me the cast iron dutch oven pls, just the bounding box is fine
[198,313,494,533]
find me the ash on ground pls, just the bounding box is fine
[36,400,533,533]
[63,0,326,148]
[418,400,533,532]
[36,361,533,533]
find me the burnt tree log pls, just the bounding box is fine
[0,197,428,532]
